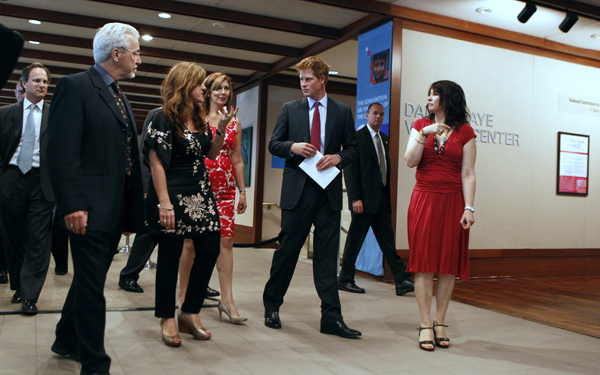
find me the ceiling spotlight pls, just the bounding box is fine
[591,33,600,39]
[158,13,171,19]
[29,41,40,45]
[517,2,537,24]
[28,20,42,25]
[559,12,579,33]
[212,22,227,28]
[475,7,492,14]
[142,35,153,41]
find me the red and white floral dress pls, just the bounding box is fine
[205,119,237,237]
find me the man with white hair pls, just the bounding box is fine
[47,22,145,375]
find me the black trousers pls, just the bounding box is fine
[263,179,343,325]
[51,207,69,273]
[55,229,121,373]
[0,167,54,300]
[339,185,409,284]
[155,231,220,318]
[0,234,6,272]
[119,230,157,283]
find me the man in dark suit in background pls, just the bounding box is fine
[264,56,361,338]
[47,22,144,375]
[338,102,414,296]
[117,107,159,294]
[0,63,54,315]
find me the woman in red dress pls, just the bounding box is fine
[404,81,476,351]
[179,73,248,323]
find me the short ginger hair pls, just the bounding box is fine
[296,56,331,85]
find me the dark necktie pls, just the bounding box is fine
[18,103,36,174]
[375,133,386,186]
[110,81,133,177]
[310,102,321,151]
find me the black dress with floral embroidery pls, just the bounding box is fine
[143,110,220,238]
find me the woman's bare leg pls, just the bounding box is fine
[216,236,242,316]
[415,272,435,348]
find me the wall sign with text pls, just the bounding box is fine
[557,132,589,196]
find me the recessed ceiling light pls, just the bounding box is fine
[591,33,600,39]
[212,22,227,28]
[29,41,40,45]
[29,20,42,25]
[142,35,153,41]
[158,13,171,19]
[330,71,339,75]
[475,7,492,14]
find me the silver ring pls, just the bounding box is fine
[69,223,74,228]
[163,219,167,222]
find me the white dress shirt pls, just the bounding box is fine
[367,124,387,171]
[9,98,44,168]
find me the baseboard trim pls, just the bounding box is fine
[394,248,600,278]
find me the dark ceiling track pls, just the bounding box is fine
[88,0,342,39]
[0,4,302,57]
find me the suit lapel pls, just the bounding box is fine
[89,68,128,127]
[324,97,336,150]
[361,126,378,164]
[40,102,50,138]
[5,102,25,165]
[297,98,310,142]
[11,101,24,144]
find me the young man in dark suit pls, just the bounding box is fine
[0,62,55,314]
[47,22,145,375]
[264,56,361,338]
[338,102,414,296]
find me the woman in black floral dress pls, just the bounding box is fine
[144,61,237,346]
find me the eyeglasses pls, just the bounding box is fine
[118,47,141,58]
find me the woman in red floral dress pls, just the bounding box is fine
[179,73,248,323]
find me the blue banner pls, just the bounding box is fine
[353,21,393,277]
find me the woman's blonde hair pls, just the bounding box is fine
[203,72,232,113]
[161,61,207,138]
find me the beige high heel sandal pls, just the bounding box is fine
[178,312,211,340]
[218,300,248,324]
[160,318,182,347]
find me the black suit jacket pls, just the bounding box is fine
[0,100,54,201]
[47,67,144,233]
[269,96,357,211]
[344,125,391,214]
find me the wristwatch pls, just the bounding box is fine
[464,206,475,212]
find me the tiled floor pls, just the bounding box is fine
[0,248,599,375]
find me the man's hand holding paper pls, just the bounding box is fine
[299,151,340,189]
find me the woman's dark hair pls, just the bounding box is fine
[427,80,470,128]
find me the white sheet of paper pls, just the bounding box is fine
[299,151,340,189]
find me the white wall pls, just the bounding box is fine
[397,29,600,250]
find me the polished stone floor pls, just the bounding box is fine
[0,247,598,375]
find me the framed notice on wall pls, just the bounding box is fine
[557,132,589,196]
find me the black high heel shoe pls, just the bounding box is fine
[417,326,435,352]
[433,321,450,348]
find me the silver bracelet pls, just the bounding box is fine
[157,204,174,210]
[239,189,246,193]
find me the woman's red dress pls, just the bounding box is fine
[205,119,238,237]
[407,118,475,280]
